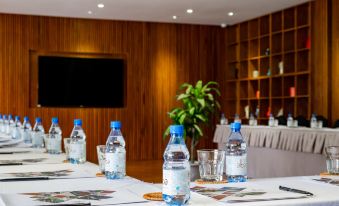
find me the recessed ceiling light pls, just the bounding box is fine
[221,23,227,28]
[97,3,104,8]
[88,11,92,14]
[228,12,234,16]
[186,9,193,14]
[172,15,177,20]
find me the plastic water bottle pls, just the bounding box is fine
[163,125,190,205]
[0,114,4,133]
[249,113,255,126]
[220,113,228,125]
[234,114,241,123]
[46,117,62,154]
[32,117,45,148]
[6,114,14,135]
[225,122,247,182]
[69,119,86,164]
[105,121,126,179]
[21,116,32,144]
[12,116,22,139]
[310,113,317,128]
[2,115,7,133]
[287,113,294,127]
[268,113,275,127]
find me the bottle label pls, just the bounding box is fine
[226,155,247,176]
[105,152,126,173]
[69,143,84,159]
[163,169,190,196]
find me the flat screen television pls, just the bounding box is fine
[38,55,125,108]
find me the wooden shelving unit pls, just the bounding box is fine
[225,2,311,125]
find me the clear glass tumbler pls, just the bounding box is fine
[63,138,70,160]
[197,149,225,181]
[96,145,106,174]
[325,146,339,174]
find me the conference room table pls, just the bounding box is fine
[214,125,339,178]
[1,143,339,205]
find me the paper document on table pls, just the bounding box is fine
[224,190,308,203]
[191,184,308,203]
[0,188,149,206]
[0,163,95,180]
[0,153,65,165]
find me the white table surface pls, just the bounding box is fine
[0,148,339,205]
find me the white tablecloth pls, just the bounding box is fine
[214,125,339,155]
[1,147,339,205]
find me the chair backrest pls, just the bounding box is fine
[334,120,339,128]
[276,115,287,125]
[296,115,309,127]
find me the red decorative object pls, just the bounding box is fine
[266,107,271,118]
[306,36,311,49]
[256,90,260,99]
[290,87,296,97]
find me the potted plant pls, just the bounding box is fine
[164,80,220,178]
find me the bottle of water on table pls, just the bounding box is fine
[225,122,247,182]
[220,113,228,125]
[46,117,62,154]
[69,119,86,164]
[0,114,4,134]
[105,121,126,179]
[310,113,317,128]
[2,115,7,133]
[287,113,294,127]
[21,116,32,144]
[12,116,22,139]
[32,117,45,148]
[268,113,275,127]
[6,114,14,135]
[163,125,190,205]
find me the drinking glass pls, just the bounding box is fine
[318,120,323,129]
[63,138,70,160]
[197,149,225,181]
[325,146,339,174]
[96,145,106,174]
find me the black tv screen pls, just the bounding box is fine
[38,55,125,108]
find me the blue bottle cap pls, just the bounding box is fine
[15,116,20,121]
[170,125,184,135]
[110,121,121,129]
[9,114,12,119]
[74,119,82,126]
[0,114,2,118]
[24,116,29,121]
[230,122,241,130]
[52,117,58,124]
[36,117,42,123]
[3,115,7,119]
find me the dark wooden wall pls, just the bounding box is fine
[331,0,339,123]
[0,14,221,162]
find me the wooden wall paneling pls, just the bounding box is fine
[311,0,329,118]
[0,13,221,162]
[331,0,339,123]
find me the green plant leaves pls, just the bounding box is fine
[164,80,221,148]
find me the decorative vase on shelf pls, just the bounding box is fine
[279,61,284,74]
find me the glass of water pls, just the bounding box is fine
[96,145,106,174]
[63,138,71,160]
[197,149,225,181]
[325,146,339,174]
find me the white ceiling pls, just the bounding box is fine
[0,0,310,26]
